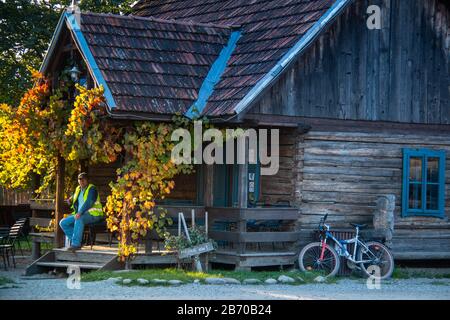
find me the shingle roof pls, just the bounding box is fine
[132,0,336,116]
[79,12,232,114]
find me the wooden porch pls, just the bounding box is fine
[206,207,299,270]
[116,205,301,270]
[25,204,300,274]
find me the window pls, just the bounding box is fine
[402,148,446,218]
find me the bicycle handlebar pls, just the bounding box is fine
[318,213,329,230]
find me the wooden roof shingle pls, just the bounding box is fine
[132,0,336,116]
[79,12,232,114]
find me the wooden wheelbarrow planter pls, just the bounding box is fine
[178,242,215,259]
[177,211,214,272]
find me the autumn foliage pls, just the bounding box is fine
[0,71,121,195]
[106,123,191,260]
[0,71,192,262]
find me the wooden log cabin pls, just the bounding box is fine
[24,0,450,272]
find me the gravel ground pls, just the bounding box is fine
[1,268,450,300]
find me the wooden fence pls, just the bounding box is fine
[0,188,32,206]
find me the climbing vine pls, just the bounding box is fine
[0,70,203,263]
[0,70,122,196]
[0,70,56,190]
[65,84,122,164]
[105,122,192,261]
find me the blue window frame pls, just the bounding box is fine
[402,148,446,218]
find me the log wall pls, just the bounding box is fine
[88,161,122,202]
[292,126,450,257]
[260,128,297,205]
[87,161,198,204]
[168,172,197,202]
[297,129,450,227]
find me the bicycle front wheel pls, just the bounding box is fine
[357,241,394,280]
[298,242,340,277]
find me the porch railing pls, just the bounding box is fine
[206,207,300,255]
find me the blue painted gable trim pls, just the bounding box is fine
[233,0,352,115]
[185,31,241,119]
[66,12,116,109]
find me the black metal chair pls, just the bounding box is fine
[0,226,10,270]
[12,218,28,256]
[16,217,30,252]
[0,221,23,269]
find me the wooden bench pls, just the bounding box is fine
[29,217,54,260]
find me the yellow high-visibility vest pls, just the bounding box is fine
[72,184,103,217]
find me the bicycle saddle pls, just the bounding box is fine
[350,223,368,229]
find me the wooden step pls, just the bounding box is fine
[54,248,115,264]
[26,251,124,275]
[131,253,177,265]
[36,261,104,269]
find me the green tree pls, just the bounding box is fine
[0,0,135,106]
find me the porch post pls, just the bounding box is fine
[204,164,214,207]
[236,137,249,270]
[54,154,65,248]
[237,136,249,208]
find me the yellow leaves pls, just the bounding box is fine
[0,74,55,189]
[143,201,155,210]
[103,122,195,262]
[27,67,43,81]
[64,84,118,165]
[0,72,122,196]
[113,144,122,153]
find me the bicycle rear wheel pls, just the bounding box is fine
[357,241,394,280]
[298,242,340,277]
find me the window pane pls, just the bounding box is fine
[408,183,422,209]
[426,184,439,210]
[427,157,440,183]
[409,157,422,182]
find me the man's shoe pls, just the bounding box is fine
[68,246,81,252]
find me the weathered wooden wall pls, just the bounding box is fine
[260,128,297,205]
[87,161,198,204]
[293,124,450,257]
[0,188,32,206]
[167,172,197,202]
[88,161,122,202]
[296,129,450,228]
[249,0,450,124]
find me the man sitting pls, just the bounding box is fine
[59,172,104,251]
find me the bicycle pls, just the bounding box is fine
[298,214,394,279]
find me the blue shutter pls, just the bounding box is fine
[401,148,410,217]
[437,150,446,217]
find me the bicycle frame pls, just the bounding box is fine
[319,225,378,264]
